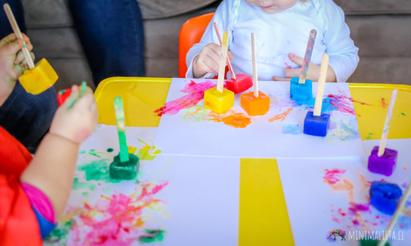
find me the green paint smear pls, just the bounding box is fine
[72,177,96,191]
[79,159,111,182]
[138,229,165,244]
[400,112,407,117]
[46,220,73,242]
[79,157,141,183]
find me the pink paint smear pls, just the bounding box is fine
[155,81,214,116]
[327,94,356,115]
[323,169,346,185]
[67,182,168,245]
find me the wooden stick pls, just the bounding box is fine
[3,4,35,69]
[213,22,236,80]
[313,54,329,116]
[299,29,317,84]
[251,33,259,98]
[114,96,130,163]
[378,181,411,246]
[378,89,398,157]
[217,32,229,93]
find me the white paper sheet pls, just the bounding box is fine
[46,126,239,246]
[141,155,240,246]
[278,139,411,246]
[155,78,363,159]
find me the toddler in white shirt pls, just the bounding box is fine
[186,0,359,83]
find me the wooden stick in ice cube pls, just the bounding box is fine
[313,54,329,116]
[213,22,236,80]
[251,32,259,98]
[378,181,411,246]
[3,3,35,69]
[299,29,317,84]
[114,96,130,163]
[378,89,398,157]
[216,32,229,93]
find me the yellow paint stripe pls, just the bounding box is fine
[239,158,294,246]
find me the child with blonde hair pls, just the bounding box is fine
[187,0,359,83]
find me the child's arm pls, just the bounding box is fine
[186,0,234,78]
[320,0,359,82]
[21,86,97,218]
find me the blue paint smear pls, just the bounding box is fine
[282,124,302,135]
[399,216,411,230]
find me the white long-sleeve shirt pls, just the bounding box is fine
[186,0,359,82]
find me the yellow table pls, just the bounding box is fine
[94,77,411,245]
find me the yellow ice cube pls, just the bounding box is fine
[19,58,58,95]
[204,87,234,114]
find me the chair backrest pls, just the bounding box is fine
[178,12,214,78]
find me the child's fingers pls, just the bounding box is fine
[284,68,301,78]
[15,50,25,64]
[74,92,94,112]
[0,34,17,47]
[13,64,24,77]
[203,54,220,73]
[288,53,304,66]
[0,41,21,56]
[22,34,33,49]
[63,85,79,108]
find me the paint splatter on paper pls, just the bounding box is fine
[269,108,293,123]
[323,168,411,233]
[328,118,359,141]
[137,139,162,161]
[282,124,301,135]
[210,111,251,128]
[326,94,356,116]
[324,169,346,185]
[46,142,168,245]
[155,81,214,116]
[48,182,168,245]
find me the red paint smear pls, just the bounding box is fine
[155,81,214,116]
[323,169,346,185]
[269,108,293,123]
[72,182,168,245]
[381,97,388,108]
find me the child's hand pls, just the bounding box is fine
[272,53,337,82]
[49,85,98,144]
[193,43,232,78]
[0,34,34,105]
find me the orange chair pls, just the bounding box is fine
[178,12,214,78]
